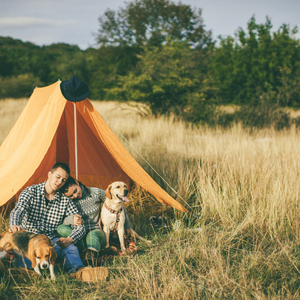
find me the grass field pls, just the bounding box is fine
[1,99,300,299]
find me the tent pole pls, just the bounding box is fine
[74,102,78,180]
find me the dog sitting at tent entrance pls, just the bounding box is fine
[0,230,57,280]
[100,181,151,253]
[101,181,130,252]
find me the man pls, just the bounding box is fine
[9,162,108,282]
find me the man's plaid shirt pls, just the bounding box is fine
[9,182,86,243]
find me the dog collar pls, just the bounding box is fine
[104,203,122,215]
[103,203,123,232]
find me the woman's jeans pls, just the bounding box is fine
[57,225,106,252]
[16,236,84,274]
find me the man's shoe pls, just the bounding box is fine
[70,266,108,283]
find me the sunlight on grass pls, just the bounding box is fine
[1,99,300,298]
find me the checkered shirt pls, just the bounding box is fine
[9,182,86,244]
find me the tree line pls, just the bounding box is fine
[1,0,300,128]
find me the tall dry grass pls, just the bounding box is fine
[0,98,28,145]
[1,99,300,298]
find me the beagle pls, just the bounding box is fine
[101,181,150,252]
[0,230,57,280]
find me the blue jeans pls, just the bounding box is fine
[16,237,84,274]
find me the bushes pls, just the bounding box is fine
[210,17,300,106]
[209,104,292,130]
[0,74,43,99]
[235,104,291,130]
[1,13,300,130]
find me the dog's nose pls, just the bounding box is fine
[124,189,128,196]
[41,263,48,269]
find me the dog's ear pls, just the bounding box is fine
[49,247,57,264]
[105,185,112,199]
[0,231,8,240]
[29,249,37,268]
[3,242,12,252]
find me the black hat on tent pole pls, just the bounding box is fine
[60,76,89,102]
[60,76,89,180]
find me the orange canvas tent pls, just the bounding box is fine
[0,81,188,214]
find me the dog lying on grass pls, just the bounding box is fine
[101,181,151,253]
[0,230,57,280]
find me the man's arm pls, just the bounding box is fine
[9,188,31,232]
[56,201,86,248]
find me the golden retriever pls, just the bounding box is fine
[101,181,151,253]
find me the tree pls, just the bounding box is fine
[210,16,300,106]
[87,45,140,99]
[0,37,42,78]
[41,43,88,84]
[0,38,93,98]
[108,40,215,119]
[96,0,212,48]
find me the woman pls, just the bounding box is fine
[57,176,131,261]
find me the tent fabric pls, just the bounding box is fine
[0,81,188,213]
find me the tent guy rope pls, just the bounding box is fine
[100,113,193,211]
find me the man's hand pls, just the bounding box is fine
[56,237,73,249]
[8,225,23,233]
[73,214,83,226]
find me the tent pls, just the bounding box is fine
[0,81,188,214]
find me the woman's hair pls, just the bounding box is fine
[59,176,89,195]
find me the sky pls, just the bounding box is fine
[1,0,299,50]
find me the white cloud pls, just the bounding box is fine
[0,0,299,50]
[0,17,77,29]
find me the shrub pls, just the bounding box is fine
[0,74,43,99]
